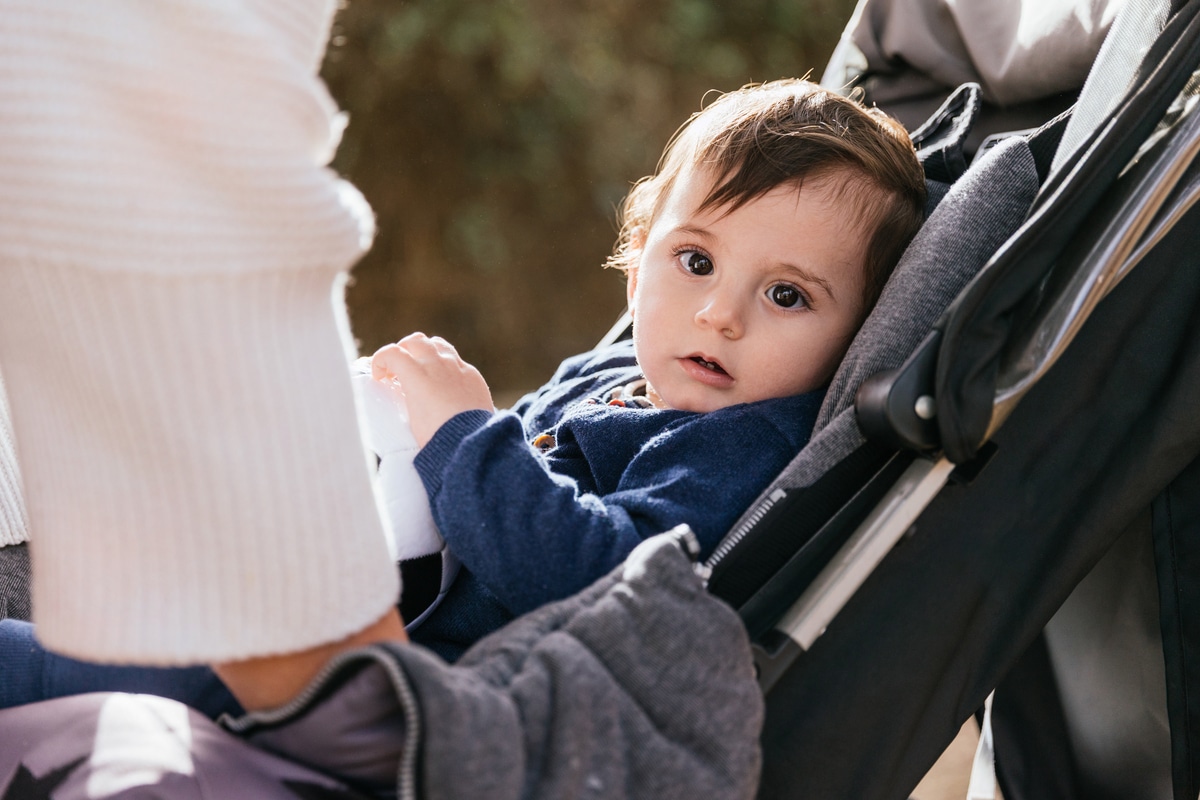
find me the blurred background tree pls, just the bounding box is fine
[323,0,856,401]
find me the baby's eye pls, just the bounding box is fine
[768,284,807,308]
[677,250,714,276]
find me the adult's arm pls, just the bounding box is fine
[0,0,398,664]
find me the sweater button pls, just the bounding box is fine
[532,433,556,452]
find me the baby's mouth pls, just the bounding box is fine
[690,356,728,375]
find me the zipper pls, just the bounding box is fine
[221,644,422,800]
[220,651,359,733]
[377,646,421,800]
[704,487,787,570]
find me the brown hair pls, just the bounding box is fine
[607,79,926,309]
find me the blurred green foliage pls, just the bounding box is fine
[323,0,855,396]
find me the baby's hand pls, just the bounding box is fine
[371,333,495,447]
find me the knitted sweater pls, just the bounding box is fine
[0,1,398,663]
[0,373,26,549]
[412,340,822,657]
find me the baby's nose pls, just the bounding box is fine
[695,297,743,339]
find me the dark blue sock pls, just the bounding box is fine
[0,619,240,718]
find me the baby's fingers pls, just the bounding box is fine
[370,343,406,382]
[397,333,459,363]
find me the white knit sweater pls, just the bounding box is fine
[0,1,400,663]
[0,373,28,548]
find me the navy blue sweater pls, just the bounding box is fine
[410,340,822,659]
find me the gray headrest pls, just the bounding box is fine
[758,135,1040,500]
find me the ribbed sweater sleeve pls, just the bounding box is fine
[0,1,399,664]
[0,373,28,548]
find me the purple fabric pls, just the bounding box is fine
[0,693,363,799]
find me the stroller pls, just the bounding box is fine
[1,0,1199,798]
[680,0,1200,797]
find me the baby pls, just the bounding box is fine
[371,78,926,659]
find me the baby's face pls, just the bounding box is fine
[627,166,869,412]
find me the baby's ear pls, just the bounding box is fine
[625,264,639,308]
[629,225,647,250]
